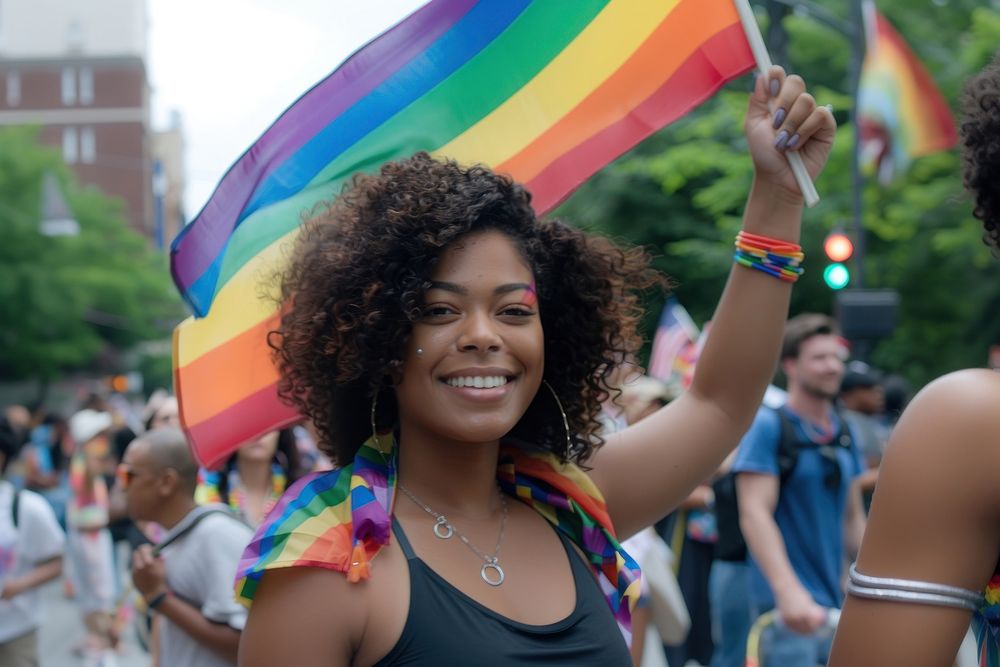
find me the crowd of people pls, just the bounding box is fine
[0,396,329,667]
[0,336,922,667]
[0,48,996,667]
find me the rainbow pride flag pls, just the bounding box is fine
[858,3,956,182]
[171,0,755,468]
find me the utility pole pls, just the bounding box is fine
[848,0,866,288]
[758,0,867,288]
[765,1,791,68]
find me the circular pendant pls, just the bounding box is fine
[481,558,505,587]
[433,516,454,539]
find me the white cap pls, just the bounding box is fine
[69,409,113,444]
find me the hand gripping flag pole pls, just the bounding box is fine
[733,0,820,207]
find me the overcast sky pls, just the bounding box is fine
[147,0,428,218]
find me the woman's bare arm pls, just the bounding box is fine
[239,568,363,667]
[590,69,835,538]
[829,369,1000,667]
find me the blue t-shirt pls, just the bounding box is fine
[733,405,864,610]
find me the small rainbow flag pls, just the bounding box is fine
[858,2,956,182]
[171,0,756,468]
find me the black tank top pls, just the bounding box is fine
[373,517,632,666]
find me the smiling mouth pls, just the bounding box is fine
[443,375,512,389]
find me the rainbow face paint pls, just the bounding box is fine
[520,281,538,307]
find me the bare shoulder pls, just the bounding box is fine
[911,367,1000,409]
[830,370,1000,665]
[239,566,364,667]
[872,368,1000,538]
[887,368,1000,467]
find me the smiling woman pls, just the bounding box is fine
[235,67,835,667]
[269,153,655,467]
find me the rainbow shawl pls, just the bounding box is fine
[235,435,642,643]
[974,574,1000,667]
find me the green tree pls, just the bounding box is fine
[556,3,1000,390]
[0,126,184,389]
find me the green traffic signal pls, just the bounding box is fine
[823,263,850,290]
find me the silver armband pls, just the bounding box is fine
[847,564,985,612]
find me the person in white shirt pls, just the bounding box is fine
[0,413,65,667]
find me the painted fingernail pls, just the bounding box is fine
[774,130,790,150]
[769,78,780,97]
[786,133,800,150]
[772,108,786,129]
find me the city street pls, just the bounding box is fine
[38,581,149,667]
[1,0,999,665]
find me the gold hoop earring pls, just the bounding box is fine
[543,380,571,452]
[369,389,395,465]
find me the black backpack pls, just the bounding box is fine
[712,406,853,562]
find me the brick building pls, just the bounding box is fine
[0,0,183,242]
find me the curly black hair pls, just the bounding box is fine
[960,54,1000,252]
[270,153,664,467]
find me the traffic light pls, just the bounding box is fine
[822,231,853,290]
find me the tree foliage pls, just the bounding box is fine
[0,126,184,383]
[555,2,1000,389]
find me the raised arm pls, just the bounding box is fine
[590,68,835,538]
[829,370,1000,667]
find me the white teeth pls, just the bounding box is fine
[446,376,509,389]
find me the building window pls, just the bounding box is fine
[81,127,96,164]
[5,71,19,106]
[61,67,76,105]
[63,127,78,164]
[79,67,93,105]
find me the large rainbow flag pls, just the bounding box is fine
[858,2,956,183]
[171,0,756,469]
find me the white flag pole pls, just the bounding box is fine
[733,0,820,208]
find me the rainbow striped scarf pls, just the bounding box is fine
[974,574,1000,667]
[235,435,641,643]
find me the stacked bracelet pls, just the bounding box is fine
[734,231,804,283]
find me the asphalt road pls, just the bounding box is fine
[38,580,149,667]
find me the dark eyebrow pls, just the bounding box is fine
[427,281,467,295]
[426,282,532,296]
[494,283,532,296]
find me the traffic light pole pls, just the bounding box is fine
[763,0,868,288]
[849,0,866,288]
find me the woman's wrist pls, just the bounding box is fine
[742,178,806,242]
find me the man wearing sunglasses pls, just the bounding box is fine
[119,427,252,667]
[733,314,866,667]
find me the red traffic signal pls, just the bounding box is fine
[824,232,854,263]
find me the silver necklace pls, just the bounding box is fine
[397,484,507,587]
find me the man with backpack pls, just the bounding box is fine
[0,412,65,666]
[119,427,252,667]
[733,314,866,666]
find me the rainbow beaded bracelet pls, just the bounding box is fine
[734,231,804,283]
